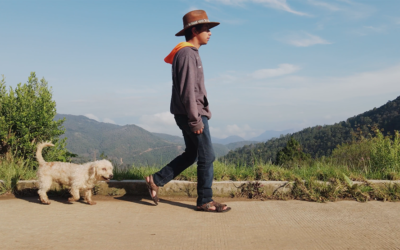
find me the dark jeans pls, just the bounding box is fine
[153,115,215,207]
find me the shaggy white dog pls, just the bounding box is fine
[36,142,114,205]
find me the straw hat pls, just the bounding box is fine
[175,10,220,37]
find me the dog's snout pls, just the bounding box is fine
[109,174,113,179]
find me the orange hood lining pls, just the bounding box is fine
[164,42,195,64]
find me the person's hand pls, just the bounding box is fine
[194,127,204,134]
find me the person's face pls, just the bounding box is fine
[194,25,212,45]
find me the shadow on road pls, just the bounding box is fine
[13,189,92,206]
[114,195,196,210]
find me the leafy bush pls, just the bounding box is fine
[370,130,400,173]
[0,73,71,166]
[0,155,36,194]
[330,133,373,171]
[330,128,400,177]
[275,137,310,166]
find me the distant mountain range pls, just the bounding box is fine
[55,114,182,166]
[54,114,259,166]
[250,129,296,142]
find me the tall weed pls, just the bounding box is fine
[0,155,36,194]
[370,130,400,173]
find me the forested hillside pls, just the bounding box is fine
[55,114,183,166]
[55,114,253,166]
[221,96,400,165]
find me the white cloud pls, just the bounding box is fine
[279,32,331,47]
[206,0,246,6]
[336,0,375,19]
[138,112,179,135]
[84,114,116,124]
[103,118,116,124]
[351,25,387,36]
[364,25,386,32]
[233,64,400,105]
[209,64,300,85]
[307,0,340,11]
[211,124,261,139]
[206,0,309,16]
[307,0,375,20]
[84,114,99,122]
[207,64,400,133]
[187,6,200,12]
[250,64,300,79]
[221,19,246,25]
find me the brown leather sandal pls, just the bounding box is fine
[197,201,231,213]
[144,175,159,205]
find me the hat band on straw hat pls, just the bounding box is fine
[184,19,210,28]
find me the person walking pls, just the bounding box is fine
[145,10,231,213]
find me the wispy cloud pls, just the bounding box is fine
[85,114,99,122]
[187,6,200,12]
[205,0,309,16]
[250,64,300,79]
[84,114,116,124]
[352,25,387,36]
[211,124,262,139]
[209,64,300,84]
[307,0,340,11]
[364,25,386,32]
[138,112,177,134]
[336,0,375,19]
[103,118,116,124]
[208,64,400,133]
[306,0,375,19]
[221,18,247,25]
[278,31,331,47]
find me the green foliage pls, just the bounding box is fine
[370,130,400,173]
[329,128,400,178]
[330,129,373,172]
[275,137,310,166]
[0,155,36,194]
[0,73,70,165]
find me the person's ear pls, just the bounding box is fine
[192,26,198,36]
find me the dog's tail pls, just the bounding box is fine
[36,141,55,166]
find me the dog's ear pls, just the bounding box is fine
[88,164,97,179]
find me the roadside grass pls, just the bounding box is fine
[2,160,399,202]
[1,129,400,201]
[0,156,36,195]
[113,159,399,182]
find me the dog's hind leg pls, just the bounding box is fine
[68,187,80,203]
[38,177,52,205]
[84,189,96,205]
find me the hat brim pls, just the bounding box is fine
[175,22,220,37]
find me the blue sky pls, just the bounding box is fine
[2,0,400,139]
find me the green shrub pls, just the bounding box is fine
[330,128,400,177]
[276,137,310,166]
[370,130,400,173]
[0,73,71,166]
[0,155,36,194]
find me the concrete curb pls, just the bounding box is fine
[1,179,400,197]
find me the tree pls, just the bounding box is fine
[275,137,310,165]
[0,72,72,166]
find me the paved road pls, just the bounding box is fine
[0,195,399,250]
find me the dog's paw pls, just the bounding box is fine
[88,201,97,205]
[40,198,51,205]
[68,197,77,203]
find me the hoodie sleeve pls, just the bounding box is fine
[176,53,204,132]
